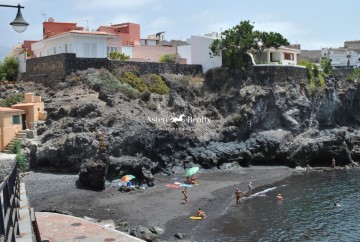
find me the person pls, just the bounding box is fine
[182,187,188,204]
[190,175,198,184]
[184,176,192,184]
[235,188,243,206]
[331,157,336,170]
[196,208,207,218]
[334,202,341,207]
[248,181,252,197]
[276,193,283,201]
[127,180,133,187]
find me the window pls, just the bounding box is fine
[12,115,20,124]
[284,52,294,60]
[84,43,97,57]
[107,46,118,53]
[65,44,68,53]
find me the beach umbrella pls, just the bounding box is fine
[120,175,136,182]
[185,167,199,177]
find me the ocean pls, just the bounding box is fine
[193,168,360,242]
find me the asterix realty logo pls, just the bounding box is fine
[147,113,211,126]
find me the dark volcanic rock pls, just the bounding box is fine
[78,157,107,190]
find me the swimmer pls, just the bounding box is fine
[334,202,341,207]
[276,193,283,201]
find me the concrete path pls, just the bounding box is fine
[36,212,144,242]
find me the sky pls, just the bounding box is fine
[1,0,360,59]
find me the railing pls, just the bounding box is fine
[0,164,20,241]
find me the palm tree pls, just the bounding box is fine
[346,54,351,69]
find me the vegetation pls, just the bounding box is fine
[108,52,130,61]
[118,83,140,99]
[139,90,151,102]
[351,68,360,81]
[113,65,140,78]
[141,74,170,94]
[320,57,332,75]
[210,20,289,69]
[118,71,148,92]
[87,68,121,92]
[0,57,19,81]
[15,151,28,172]
[10,139,22,154]
[298,60,326,90]
[147,101,158,111]
[0,93,24,107]
[159,54,176,63]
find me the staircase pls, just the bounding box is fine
[3,130,27,154]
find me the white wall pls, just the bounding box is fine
[329,51,360,68]
[32,34,109,58]
[191,35,222,72]
[178,45,191,64]
[121,46,133,57]
[179,35,221,72]
[15,52,26,73]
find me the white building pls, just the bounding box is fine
[263,47,301,65]
[32,30,118,58]
[178,32,222,73]
[322,49,360,69]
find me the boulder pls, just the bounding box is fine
[78,157,107,190]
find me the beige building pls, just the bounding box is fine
[0,93,46,152]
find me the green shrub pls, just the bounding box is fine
[352,68,360,80]
[141,74,170,94]
[147,101,158,111]
[15,151,28,172]
[118,83,139,99]
[87,68,121,92]
[119,71,148,92]
[0,57,19,81]
[108,52,130,61]
[10,139,22,154]
[0,93,24,107]
[224,113,242,127]
[159,54,176,63]
[320,57,332,75]
[161,73,190,94]
[140,90,151,102]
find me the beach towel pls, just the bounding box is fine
[165,184,181,189]
[180,184,193,188]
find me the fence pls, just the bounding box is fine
[0,164,20,241]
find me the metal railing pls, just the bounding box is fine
[0,164,20,241]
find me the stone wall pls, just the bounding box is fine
[22,53,203,87]
[250,65,308,84]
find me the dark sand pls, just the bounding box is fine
[23,166,293,240]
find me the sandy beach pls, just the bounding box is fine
[23,166,293,240]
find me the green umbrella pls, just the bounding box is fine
[185,167,199,177]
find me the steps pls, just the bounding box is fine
[3,131,27,154]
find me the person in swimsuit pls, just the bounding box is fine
[248,181,252,197]
[196,208,207,218]
[331,157,336,170]
[235,188,243,206]
[182,187,188,204]
[276,193,283,201]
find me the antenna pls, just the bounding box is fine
[82,20,89,31]
[41,11,46,22]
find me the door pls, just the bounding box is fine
[22,114,27,130]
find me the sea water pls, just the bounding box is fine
[195,168,360,242]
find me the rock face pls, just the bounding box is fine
[14,68,360,190]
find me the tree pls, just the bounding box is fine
[159,53,176,63]
[210,20,290,69]
[108,52,130,61]
[0,57,19,81]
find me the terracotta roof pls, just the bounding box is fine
[46,30,117,40]
[11,103,38,107]
[0,107,25,113]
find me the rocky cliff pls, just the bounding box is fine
[5,66,360,189]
